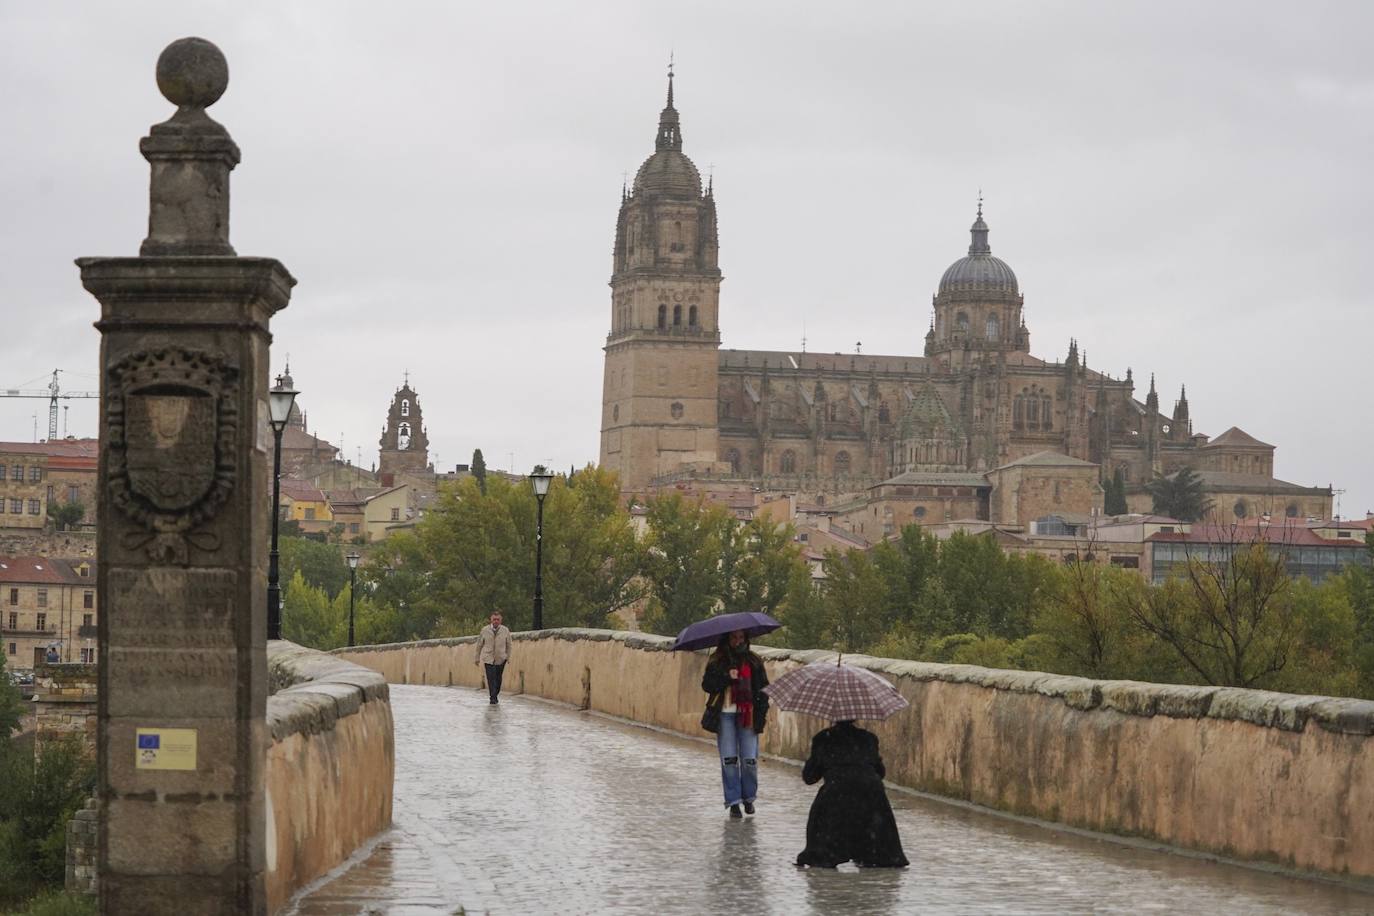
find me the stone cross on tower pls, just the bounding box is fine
[78,37,295,914]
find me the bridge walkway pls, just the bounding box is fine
[286,684,1369,915]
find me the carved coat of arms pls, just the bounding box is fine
[107,348,238,563]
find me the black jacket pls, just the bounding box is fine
[701,654,770,734]
[796,721,908,868]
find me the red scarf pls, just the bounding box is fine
[733,661,753,729]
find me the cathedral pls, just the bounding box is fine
[599,73,1332,525]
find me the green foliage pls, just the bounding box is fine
[0,738,95,905]
[279,536,349,599]
[368,467,641,638]
[45,500,85,532]
[639,494,733,635]
[763,521,1370,700]
[638,494,809,638]
[0,651,24,742]
[1146,466,1213,522]
[471,449,487,494]
[8,889,99,916]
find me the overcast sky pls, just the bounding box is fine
[1,2,1370,515]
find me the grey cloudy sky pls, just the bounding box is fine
[2,2,1370,514]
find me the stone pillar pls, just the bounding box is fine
[77,38,294,915]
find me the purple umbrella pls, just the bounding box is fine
[671,611,782,652]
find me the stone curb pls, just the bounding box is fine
[334,628,1374,734]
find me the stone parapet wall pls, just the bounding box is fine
[337,629,1374,882]
[0,528,96,558]
[32,661,98,756]
[66,797,98,895]
[265,641,394,913]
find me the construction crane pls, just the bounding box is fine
[1,370,100,441]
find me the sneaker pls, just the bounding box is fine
[489,698,498,705]
[743,801,755,815]
[728,804,743,819]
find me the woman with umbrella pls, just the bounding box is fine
[674,612,779,819]
[766,659,910,868]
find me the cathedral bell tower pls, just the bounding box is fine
[599,66,723,492]
[378,377,430,480]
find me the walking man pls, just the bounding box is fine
[475,612,513,704]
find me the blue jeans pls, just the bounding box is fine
[716,712,758,807]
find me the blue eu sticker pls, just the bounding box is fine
[137,734,160,749]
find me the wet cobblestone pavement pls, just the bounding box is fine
[288,685,1373,915]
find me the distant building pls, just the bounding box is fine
[1147,520,1371,584]
[0,556,97,667]
[597,72,1336,521]
[378,379,431,483]
[0,449,49,529]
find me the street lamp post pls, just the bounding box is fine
[346,551,360,647]
[529,469,553,630]
[267,376,298,641]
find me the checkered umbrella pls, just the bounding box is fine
[763,658,909,721]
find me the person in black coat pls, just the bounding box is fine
[795,720,909,868]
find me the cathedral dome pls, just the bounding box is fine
[634,149,702,199]
[631,70,703,200]
[939,207,1018,296]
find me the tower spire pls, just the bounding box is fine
[969,193,991,255]
[655,57,683,151]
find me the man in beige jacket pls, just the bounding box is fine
[475,612,513,704]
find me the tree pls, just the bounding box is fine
[820,548,892,652]
[0,653,23,742]
[719,517,807,618]
[279,536,348,599]
[1339,532,1374,698]
[0,737,95,904]
[281,571,341,649]
[1146,466,1212,522]
[1104,467,1128,516]
[1034,553,1137,679]
[367,468,642,638]
[45,500,85,532]
[639,494,732,635]
[1118,537,1296,688]
[471,448,487,494]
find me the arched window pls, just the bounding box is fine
[657,304,667,329]
[1233,500,1247,519]
[400,399,410,417]
[1041,396,1052,430]
[780,450,796,474]
[1026,395,1039,430]
[688,305,698,326]
[673,305,682,326]
[834,451,851,475]
[612,404,619,422]
[1285,503,1299,518]
[986,314,1000,340]
[670,402,684,419]
[1013,396,1024,430]
[398,422,411,450]
[725,448,741,474]
[956,312,970,332]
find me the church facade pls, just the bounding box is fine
[599,76,1331,524]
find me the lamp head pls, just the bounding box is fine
[346,551,361,570]
[268,375,299,432]
[529,468,553,499]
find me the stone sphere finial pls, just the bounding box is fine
[155,37,229,109]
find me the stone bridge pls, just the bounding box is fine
[265,630,1374,914]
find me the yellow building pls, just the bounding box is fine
[279,478,334,535]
